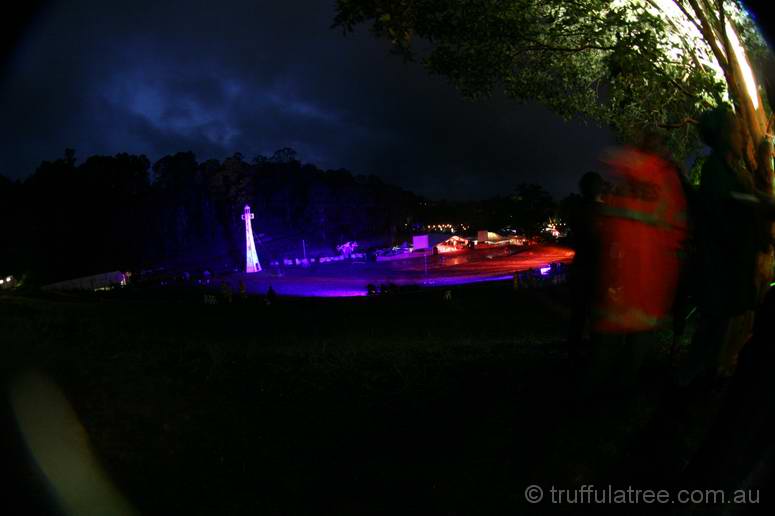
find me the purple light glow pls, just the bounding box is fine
[539,266,551,276]
[234,246,574,298]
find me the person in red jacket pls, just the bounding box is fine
[588,134,689,389]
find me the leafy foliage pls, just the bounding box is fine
[334,0,767,162]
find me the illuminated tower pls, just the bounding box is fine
[241,205,261,273]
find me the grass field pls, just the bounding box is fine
[1,285,724,515]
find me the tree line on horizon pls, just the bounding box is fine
[0,148,559,284]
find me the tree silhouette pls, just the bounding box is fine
[2,147,426,283]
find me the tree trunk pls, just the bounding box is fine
[686,1,774,370]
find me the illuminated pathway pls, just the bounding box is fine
[238,246,574,298]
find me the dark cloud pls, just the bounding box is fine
[0,0,616,199]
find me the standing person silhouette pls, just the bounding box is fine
[685,106,760,383]
[567,171,604,360]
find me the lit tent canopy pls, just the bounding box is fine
[412,233,469,253]
[335,0,773,188]
[476,231,527,246]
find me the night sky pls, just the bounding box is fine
[3,0,767,201]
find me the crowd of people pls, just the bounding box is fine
[566,104,775,498]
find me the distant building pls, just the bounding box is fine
[476,230,527,246]
[42,271,127,291]
[412,233,469,254]
[477,230,503,242]
[0,275,16,290]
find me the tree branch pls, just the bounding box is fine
[702,0,726,38]
[667,76,714,108]
[659,117,699,128]
[669,0,721,74]
[635,43,715,109]
[685,0,729,70]
[670,0,705,37]
[522,38,616,53]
